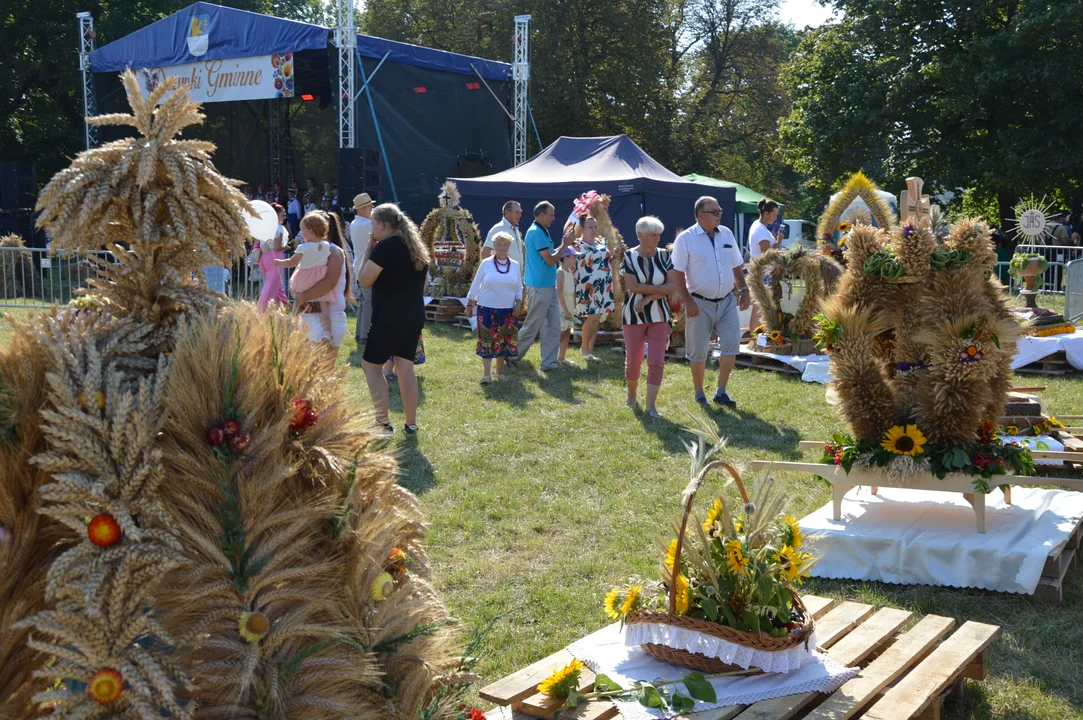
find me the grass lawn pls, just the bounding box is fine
[4,308,1082,719]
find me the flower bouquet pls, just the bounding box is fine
[604,420,817,674]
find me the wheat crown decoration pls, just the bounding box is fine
[35,71,251,276]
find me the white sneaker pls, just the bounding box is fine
[480,375,492,385]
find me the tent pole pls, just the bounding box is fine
[468,64,514,121]
[527,103,543,153]
[357,54,398,205]
[357,51,391,96]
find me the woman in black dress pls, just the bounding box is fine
[358,203,430,435]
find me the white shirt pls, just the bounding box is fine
[484,217,525,267]
[295,241,331,270]
[350,215,372,276]
[748,220,775,259]
[287,197,302,216]
[467,256,523,309]
[672,223,744,299]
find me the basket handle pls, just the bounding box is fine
[667,461,749,616]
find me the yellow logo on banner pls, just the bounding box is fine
[187,13,209,56]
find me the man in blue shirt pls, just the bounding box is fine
[514,201,577,371]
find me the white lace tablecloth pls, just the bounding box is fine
[568,623,858,720]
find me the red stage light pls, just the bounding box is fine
[466,82,481,90]
[414,87,427,93]
[300,93,315,101]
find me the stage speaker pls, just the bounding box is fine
[363,168,382,188]
[363,148,381,168]
[0,163,36,211]
[338,148,364,188]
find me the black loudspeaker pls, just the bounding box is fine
[363,168,382,188]
[363,148,381,167]
[338,148,364,189]
[0,163,36,211]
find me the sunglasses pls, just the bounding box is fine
[699,209,722,216]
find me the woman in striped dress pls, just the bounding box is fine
[621,216,676,417]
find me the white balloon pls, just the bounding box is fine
[246,200,278,242]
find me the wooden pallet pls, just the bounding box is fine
[1017,350,1075,375]
[480,595,1000,720]
[734,351,803,375]
[1035,513,1082,602]
[425,297,466,323]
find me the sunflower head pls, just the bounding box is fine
[702,497,724,535]
[537,659,585,699]
[663,538,678,571]
[838,221,851,234]
[782,515,802,549]
[674,574,691,615]
[603,585,642,620]
[239,611,270,642]
[768,329,783,342]
[881,424,927,456]
[725,538,749,575]
[777,545,810,584]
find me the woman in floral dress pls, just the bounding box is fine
[575,216,615,360]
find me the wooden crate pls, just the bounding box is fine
[480,595,1000,720]
[425,298,466,323]
[1034,512,1083,603]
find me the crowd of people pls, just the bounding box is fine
[240,178,353,237]
[236,186,781,436]
[463,195,760,420]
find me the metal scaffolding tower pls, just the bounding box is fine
[512,14,532,166]
[77,11,98,150]
[335,0,356,149]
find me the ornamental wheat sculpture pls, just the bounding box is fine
[5,71,462,719]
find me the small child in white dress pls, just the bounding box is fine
[276,213,336,339]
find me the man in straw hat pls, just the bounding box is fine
[351,193,375,343]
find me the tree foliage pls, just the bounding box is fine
[780,0,1083,224]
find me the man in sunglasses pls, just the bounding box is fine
[672,196,750,408]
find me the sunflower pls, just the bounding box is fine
[783,515,802,549]
[881,424,927,456]
[89,668,124,704]
[674,573,691,614]
[777,545,809,584]
[837,236,848,247]
[753,324,765,335]
[537,659,585,699]
[768,329,783,343]
[725,538,749,575]
[702,497,724,535]
[664,538,678,570]
[603,585,642,619]
[837,221,851,234]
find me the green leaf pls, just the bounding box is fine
[952,448,970,468]
[594,674,622,693]
[683,673,717,703]
[564,689,582,708]
[700,597,719,622]
[990,333,1000,349]
[637,684,664,708]
[671,692,696,712]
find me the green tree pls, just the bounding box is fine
[780,0,1083,226]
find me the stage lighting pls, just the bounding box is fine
[300,93,315,101]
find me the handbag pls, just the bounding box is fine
[246,246,262,267]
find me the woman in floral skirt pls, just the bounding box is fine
[466,232,522,384]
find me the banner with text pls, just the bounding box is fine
[137,52,295,103]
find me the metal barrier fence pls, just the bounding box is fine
[0,246,277,308]
[1010,244,1083,296]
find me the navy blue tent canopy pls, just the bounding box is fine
[91,1,510,81]
[451,135,736,246]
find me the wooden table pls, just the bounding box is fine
[755,446,1083,533]
[481,595,999,720]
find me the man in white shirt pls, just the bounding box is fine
[350,193,375,343]
[672,196,750,408]
[286,188,303,236]
[482,201,525,266]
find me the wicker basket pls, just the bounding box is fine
[624,462,814,674]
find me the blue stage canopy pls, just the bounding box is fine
[91,1,510,81]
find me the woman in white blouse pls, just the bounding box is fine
[466,232,523,384]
